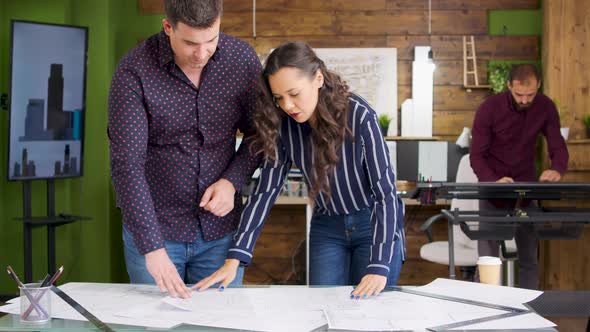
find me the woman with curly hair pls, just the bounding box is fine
[196,41,405,299]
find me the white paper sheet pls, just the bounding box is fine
[0,283,181,329]
[451,312,556,330]
[120,286,357,316]
[114,287,355,331]
[325,290,504,331]
[417,278,543,310]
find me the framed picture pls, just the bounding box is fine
[314,48,397,135]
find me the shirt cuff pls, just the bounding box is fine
[477,172,501,182]
[365,264,390,277]
[227,248,253,265]
[222,173,245,194]
[550,165,567,175]
[137,237,165,256]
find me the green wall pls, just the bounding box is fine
[489,9,543,36]
[488,5,543,90]
[110,1,163,65]
[0,1,545,296]
[0,0,167,295]
[0,0,118,295]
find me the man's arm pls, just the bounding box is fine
[222,46,263,192]
[542,101,569,176]
[109,63,190,298]
[200,46,263,216]
[470,103,501,182]
[108,64,163,254]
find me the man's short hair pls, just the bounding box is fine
[508,64,541,84]
[164,0,223,28]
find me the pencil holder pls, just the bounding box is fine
[19,282,51,324]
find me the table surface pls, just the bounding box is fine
[0,284,571,332]
[0,310,558,332]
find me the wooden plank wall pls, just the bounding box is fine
[139,0,540,141]
[540,0,590,292]
[137,0,542,286]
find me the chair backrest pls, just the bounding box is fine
[451,154,478,249]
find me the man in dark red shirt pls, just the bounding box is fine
[108,0,261,298]
[470,64,569,289]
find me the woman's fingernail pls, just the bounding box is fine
[363,294,368,298]
[355,295,360,300]
[350,294,354,299]
[218,286,225,292]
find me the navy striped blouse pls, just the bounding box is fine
[227,94,406,277]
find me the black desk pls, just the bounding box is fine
[411,182,590,279]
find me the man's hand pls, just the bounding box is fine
[199,178,236,217]
[192,259,240,292]
[350,274,387,299]
[496,177,514,183]
[539,169,562,182]
[145,248,192,298]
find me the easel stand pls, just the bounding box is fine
[17,180,89,283]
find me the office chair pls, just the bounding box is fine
[419,154,518,285]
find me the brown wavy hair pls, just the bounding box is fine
[253,41,351,201]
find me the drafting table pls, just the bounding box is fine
[411,182,590,279]
[0,280,569,331]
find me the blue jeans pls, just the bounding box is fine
[309,208,403,286]
[123,224,244,287]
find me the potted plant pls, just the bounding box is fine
[583,114,590,138]
[378,114,391,137]
[488,63,512,94]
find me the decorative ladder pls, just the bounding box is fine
[463,35,491,90]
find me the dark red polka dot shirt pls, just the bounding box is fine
[108,31,262,255]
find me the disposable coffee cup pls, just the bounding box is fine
[477,256,502,285]
[19,282,51,324]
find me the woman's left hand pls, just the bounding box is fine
[351,274,387,299]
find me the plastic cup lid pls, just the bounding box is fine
[477,256,502,265]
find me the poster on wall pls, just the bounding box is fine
[314,48,398,136]
[7,20,88,181]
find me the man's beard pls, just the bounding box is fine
[511,95,533,111]
[515,102,532,111]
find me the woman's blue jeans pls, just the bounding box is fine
[309,208,403,286]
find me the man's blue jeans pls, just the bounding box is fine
[309,208,403,286]
[123,224,244,287]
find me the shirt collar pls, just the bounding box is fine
[157,30,224,68]
[288,116,313,135]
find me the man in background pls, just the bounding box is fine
[470,64,569,289]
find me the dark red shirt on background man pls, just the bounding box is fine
[471,90,568,183]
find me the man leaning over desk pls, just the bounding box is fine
[470,64,569,290]
[108,0,261,298]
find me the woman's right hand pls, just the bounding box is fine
[192,259,240,292]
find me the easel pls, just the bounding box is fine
[17,180,89,283]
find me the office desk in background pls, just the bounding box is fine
[411,182,590,280]
[251,193,448,285]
